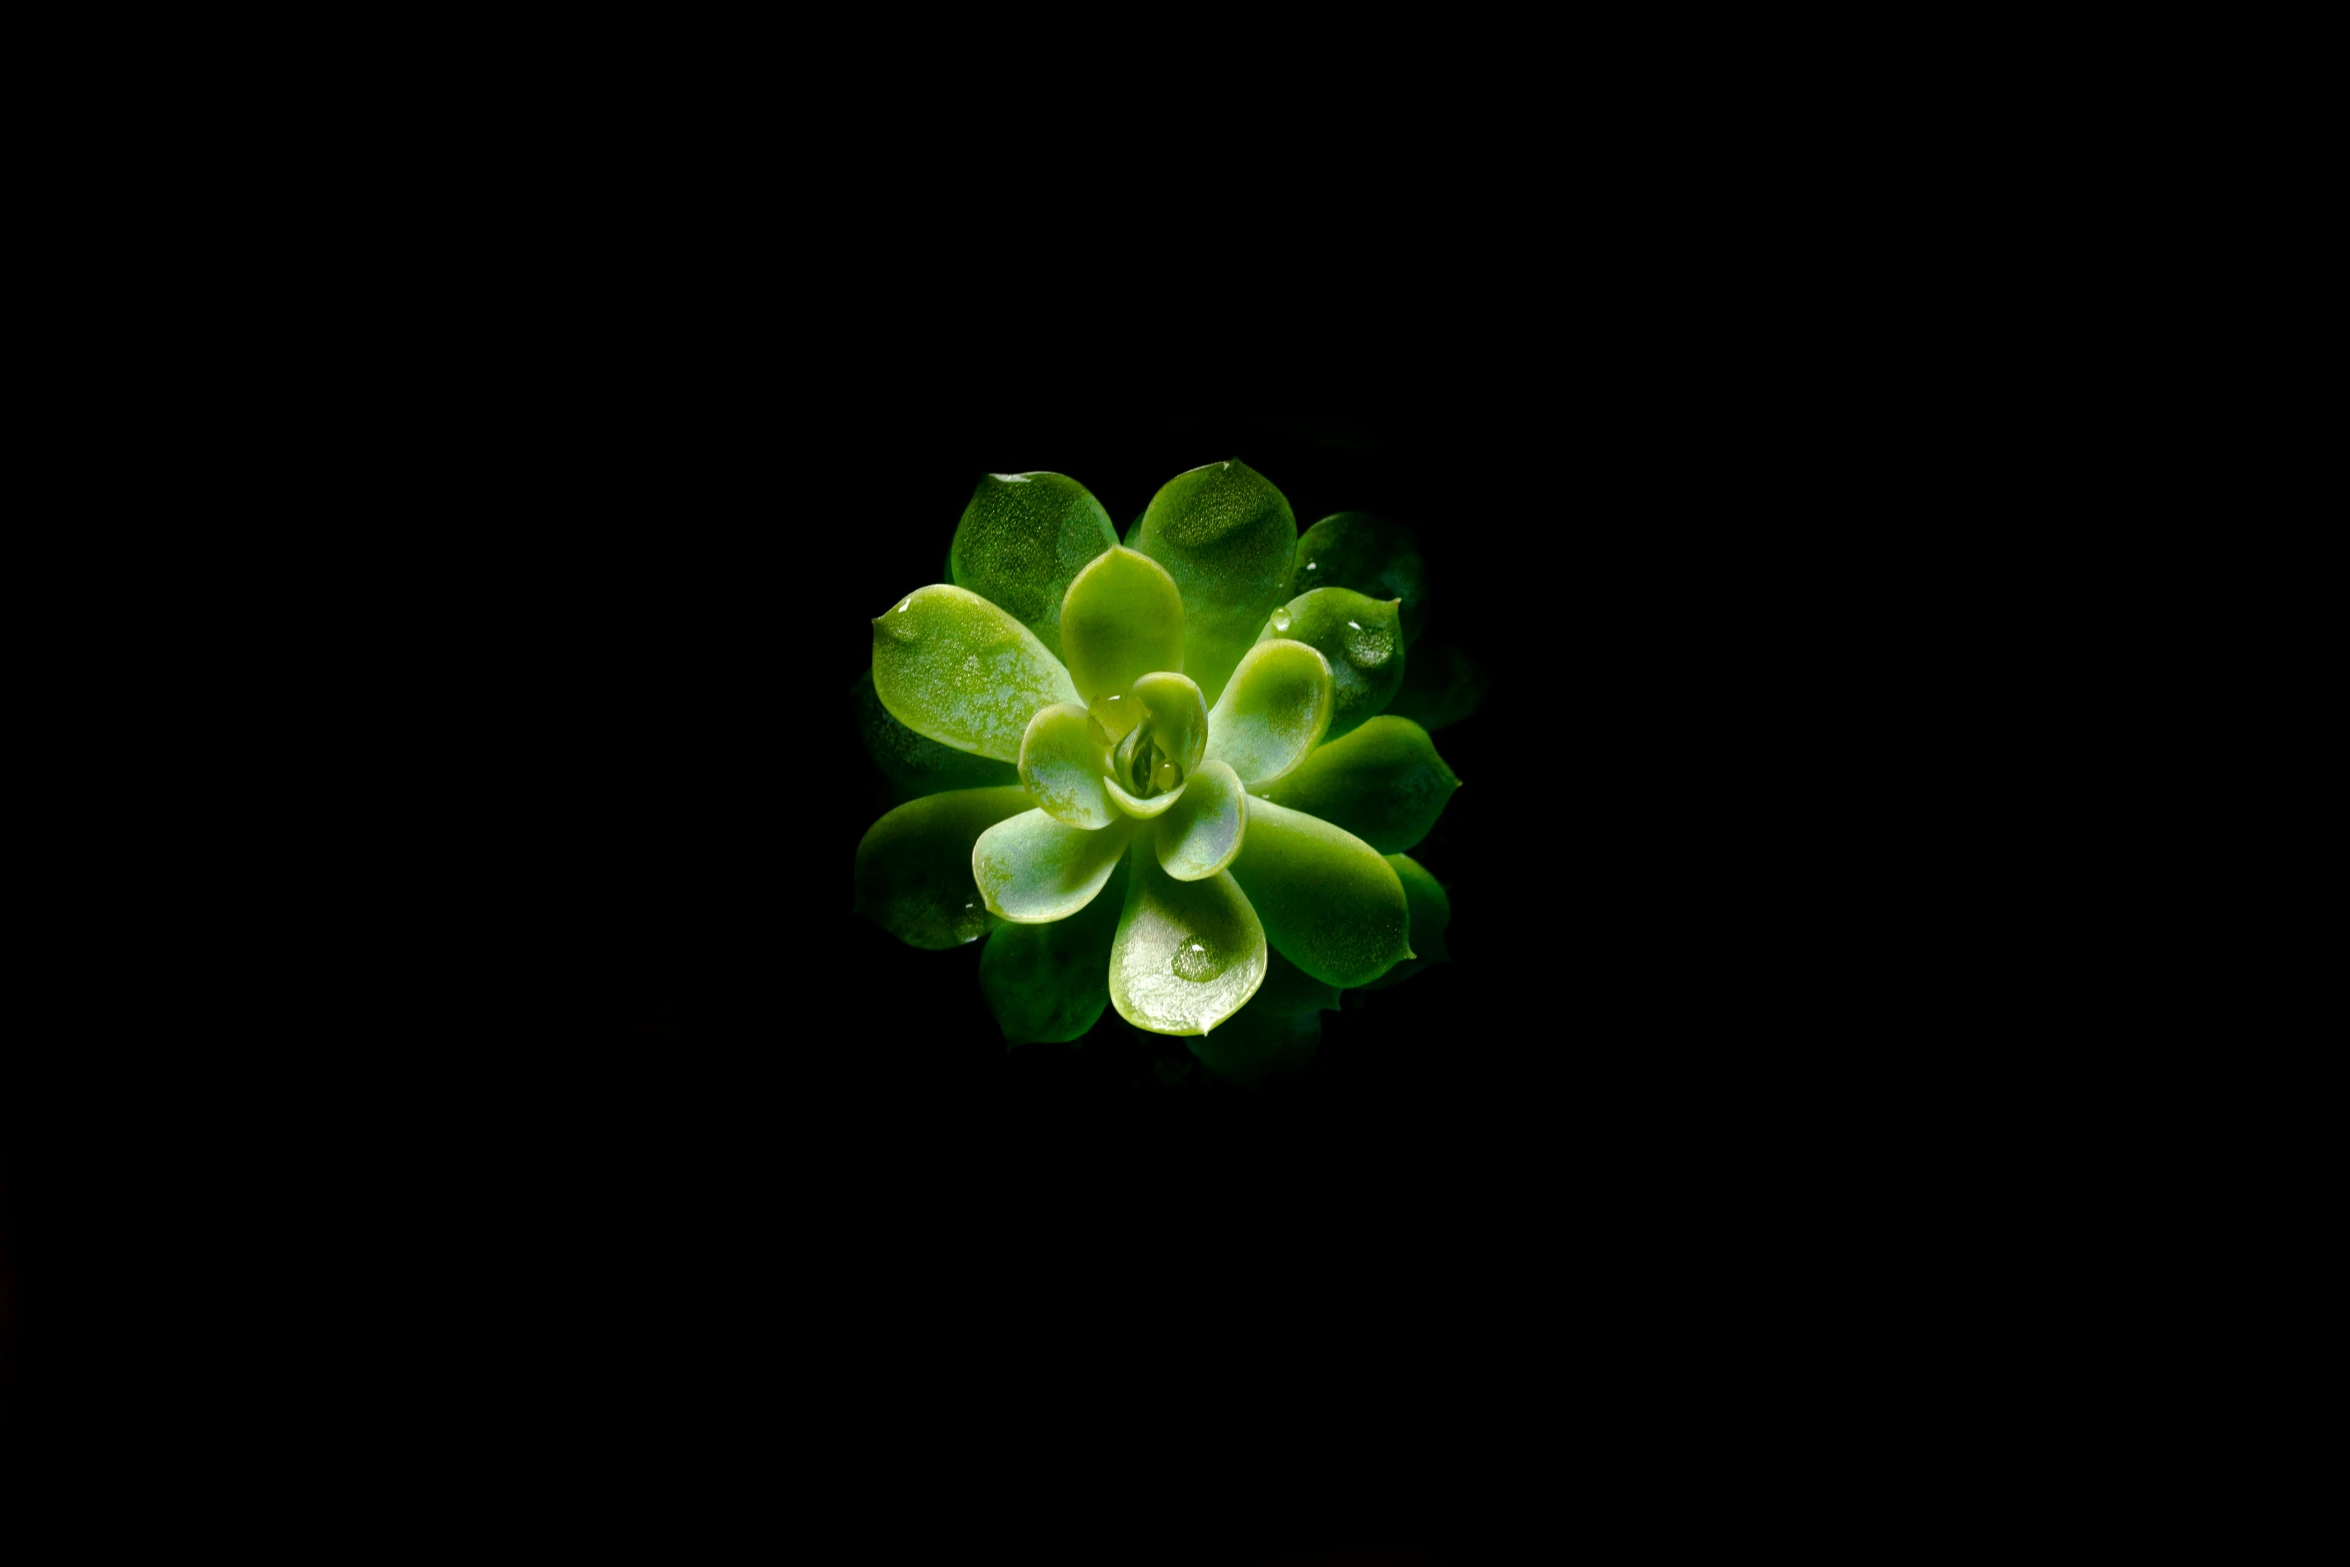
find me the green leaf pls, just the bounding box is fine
[1155,759,1245,881]
[1128,459,1298,708]
[1107,840,1268,1036]
[1258,716,1460,855]
[1057,546,1185,705]
[1225,796,1411,988]
[979,857,1126,1046]
[1104,774,1185,820]
[947,472,1119,660]
[850,670,1020,804]
[972,810,1136,924]
[1201,639,1333,790]
[1382,637,1487,733]
[871,584,1081,762]
[1256,587,1404,742]
[1364,853,1452,989]
[852,785,1034,949]
[1018,703,1115,830]
[1131,670,1207,779]
[1290,512,1431,647]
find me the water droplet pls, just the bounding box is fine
[1087,714,1111,746]
[1171,937,1232,982]
[1343,618,1394,669]
[1271,607,1293,632]
[1152,755,1179,793]
[1304,561,1319,573]
[1088,689,1138,742]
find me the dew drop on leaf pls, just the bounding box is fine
[1171,937,1231,983]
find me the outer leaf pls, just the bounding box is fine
[1382,637,1487,733]
[1131,671,1207,779]
[948,472,1119,660]
[872,585,1080,762]
[850,670,1019,804]
[1258,716,1460,855]
[1225,796,1412,989]
[852,785,1034,950]
[1018,703,1114,830]
[980,857,1126,1046]
[1058,546,1185,705]
[1155,760,1245,881]
[1290,512,1431,647]
[1257,587,1404,742]
[1128,460,1298,707]
[1107,841,1268,1037]
[1364,854,1452,990]
[1201,639,1334,790]
[972,810,1135,924]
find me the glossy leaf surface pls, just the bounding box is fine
[1107,841,1267,1037]
[1259,587,1404,742]
[872,585,1080,761]
[973,810,1135,924]
[1131,670,1208,779]
[1128,460,1298,707]
[1290,511,1430,647]
[853,785,1034,950]
[1226,796,1411,989]
[980,858,1126,1045]
[1018,703,1115,830]
[1258,716,1459,855]
[1057,546,1184,706]
[851,670,1019,804]
[1154,759,1245,881]
[948,472,1120,660]
[1201,639,1333,790]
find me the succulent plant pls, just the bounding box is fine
[851,460,1468,1083]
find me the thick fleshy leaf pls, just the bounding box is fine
[1018,703,1114,830]
[850,670,1020,804]
[1382,637,1487,733]
[1057,546,1185,705]
[1107,841,1268,1036]
[1104,775,1185,820]
[1131,671,1207,779]
[947,472,1119,660]
[1155,759,1245,881]
[853,786,1034,950]
[972,810,1135,924]
[1128,460,1298,707]
[1290,512,1431,648]
[1364,854,1452,990]
[1225,797,1412,988]
[1257,587,1403,742]
[872,585,1080,762]
[1202,639,1333,790]
[1258,716,1460,855]
[980,857,1126,1046]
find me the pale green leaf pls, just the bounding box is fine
[1018,703,1114,830]
[1201,639,1333,790]
[972,809,1136,924]
[1155,759,1245,881]
[871,584,1081,762]
[1057,546,1185,705]
[1106,841,1268,1037]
